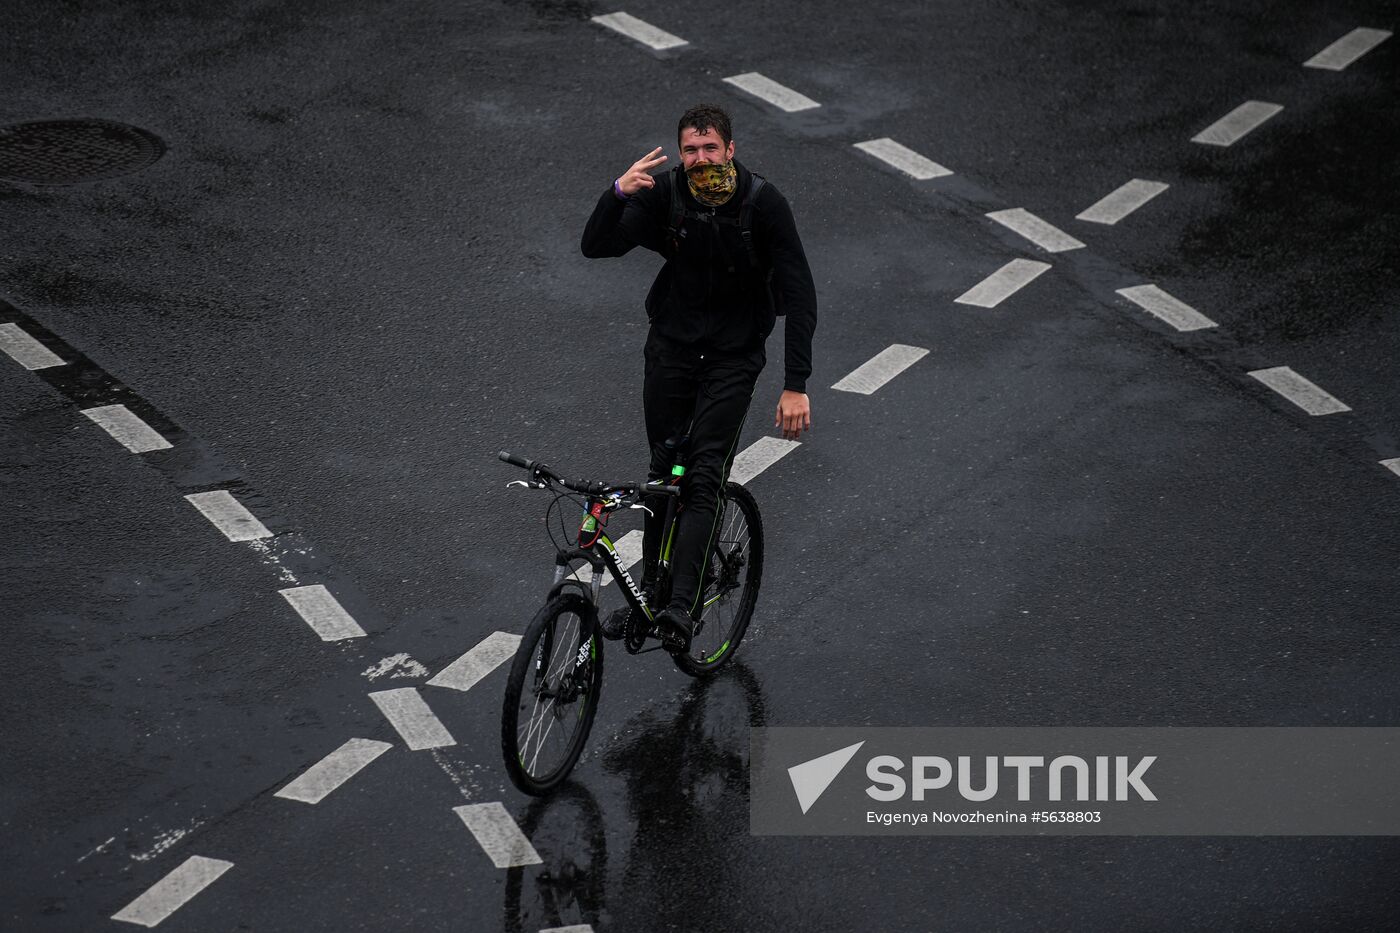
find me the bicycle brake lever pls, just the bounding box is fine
[506,480,545,490]
[628,503,655,517]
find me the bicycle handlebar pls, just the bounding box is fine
[498,450,680,498]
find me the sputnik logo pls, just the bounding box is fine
[787,741,865,814]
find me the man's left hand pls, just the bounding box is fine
[775,390,812,440]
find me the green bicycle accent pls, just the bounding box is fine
[671,464,686,477]
[662,521,677,562]
[704,639,731,663]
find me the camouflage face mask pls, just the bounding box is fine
[685,158,737,207]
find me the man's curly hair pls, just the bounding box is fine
[677,104,732,147]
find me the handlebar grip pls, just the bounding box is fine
[498,450,534,471]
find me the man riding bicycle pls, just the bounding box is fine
[580,103,818,654]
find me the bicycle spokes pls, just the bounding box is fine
[515,609,592,780]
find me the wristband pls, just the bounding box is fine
[613,178,631,201]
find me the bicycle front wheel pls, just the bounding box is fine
[501,593,603,795]
[674,481,763,677]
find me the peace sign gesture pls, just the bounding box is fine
[616,146,668,196]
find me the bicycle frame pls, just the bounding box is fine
[543,492,676,625]
[543,479,729,625]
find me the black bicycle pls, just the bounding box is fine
[497,445,763,795]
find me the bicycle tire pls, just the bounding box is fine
[673,481,763,677]
[501,593,604,795]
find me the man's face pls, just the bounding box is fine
[679,126,735,170]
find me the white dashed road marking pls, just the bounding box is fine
[599,529,644,586]
[454,802,543,868]
[1381,459,1400,479]
[1076,179,1170,225]
[1115,284,1218,332]
[590,12,687,50]
[1304,27,1391,70]
[541,926,595,933]
[0,321,65,369]
[1248,366,1352,416]
[1191,101,1283,146]
[80,404,173,453]
[368,688,456,750]
[722,72,820,112]
[852,138,953,180]
[427,631,522,692]
[832,344,929,395]
[278,584,367,641]
[275,738,392,804]
[184,490,273,542]
[987,208,1085,253]
[954,258,1052,308]
[362,653,428,681]
[731,436,801,486]
[111,855,233,927]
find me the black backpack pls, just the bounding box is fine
[665,166,784,314]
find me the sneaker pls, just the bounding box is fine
[654,607,695,654]
[599,606,632,641]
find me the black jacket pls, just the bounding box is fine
[580,158,817,393]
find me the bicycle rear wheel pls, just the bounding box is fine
[502,593,603,795]
[674,481,763,677]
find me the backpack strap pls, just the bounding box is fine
[739,174,766,272]
[666,168,768,272]
[666,165,685,258]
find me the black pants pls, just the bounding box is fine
[642,328,764,618]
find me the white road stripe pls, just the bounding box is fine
[1191,101,1283,146]
[278,584,367,641]
[1115,284,1218,331]
[599,529,643,586]
[1304,27,1391,70]
[987,208,1085,253]
[1381,459,1400,479]
[362,653,428,681]
[954,258,1052,308]
[80,404,173,453]
[731,436,801,486]
[832,344,929,395]
[275,738,391,804]
[590,11,687,50]
[1076,179,1170,225]
[1248,366,1352,415]
[111,855,233,927]
[454,802,543,868]
[369,688,456,750]
[427,631,522,692]
[541,926,595,933]
[852,138,952,180]
[184,490,273,542]
[722,72,820,112]
[0,322,65,369]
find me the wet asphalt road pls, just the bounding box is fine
[4,0,1400,929]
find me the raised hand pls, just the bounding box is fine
[616,146,668,196]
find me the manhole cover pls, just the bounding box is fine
[0,119,165,186]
